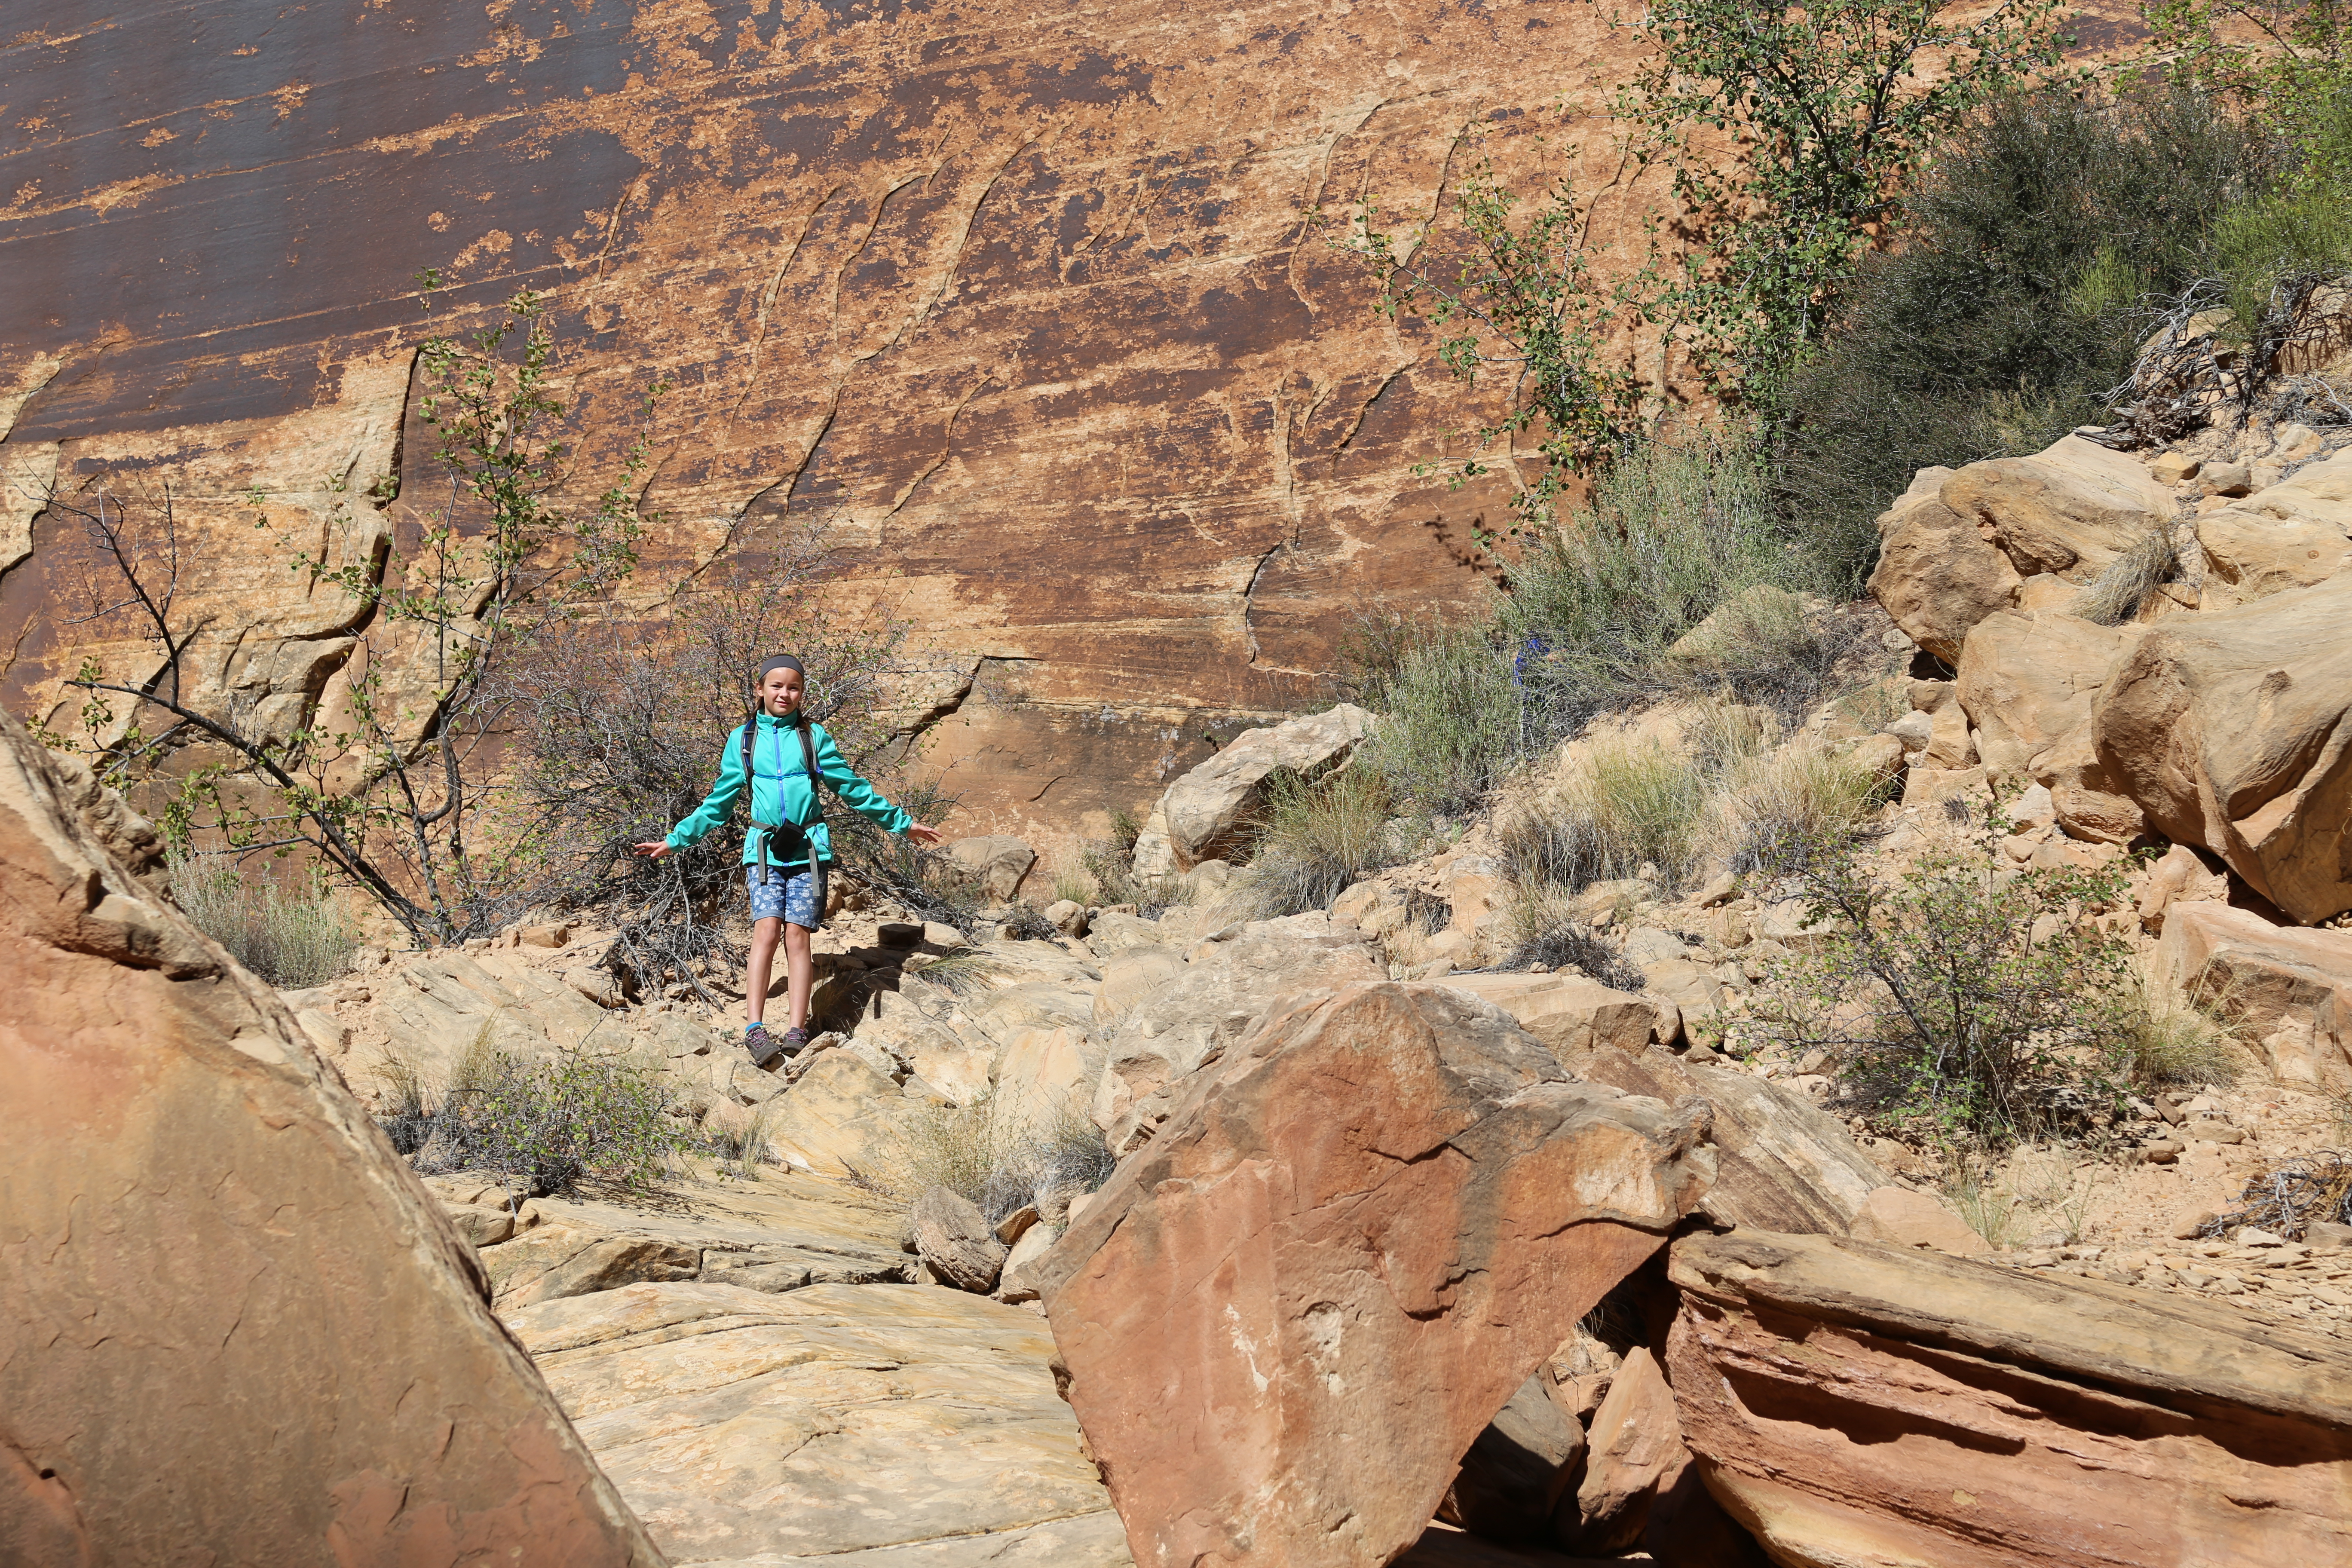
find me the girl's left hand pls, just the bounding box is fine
[905,823,946,846]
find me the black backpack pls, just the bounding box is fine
[741,715,828,930]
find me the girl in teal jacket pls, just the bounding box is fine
[635,655,942,1065]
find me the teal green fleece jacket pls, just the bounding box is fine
[665,713,913,869]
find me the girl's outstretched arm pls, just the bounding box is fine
[634,728,747,857]
[814,726,944,842]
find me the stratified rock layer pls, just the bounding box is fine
[1667,1229,2352,1568]
[1040,981,1716,1568]
[0,711,659,1565]
[0,0,1682,840]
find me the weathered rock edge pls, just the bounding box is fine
[1039,981,1717,1568]
[0,711,662,1566]
[1668,1228,2352,1568]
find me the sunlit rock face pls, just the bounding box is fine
[0,0,1686,837]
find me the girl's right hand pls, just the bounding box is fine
[632,841,673,859]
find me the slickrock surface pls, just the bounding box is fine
[0,709,661,1563]
[1668,1229,2352,1568]
[1039,981,1715,1568]
[508,1281,1131,1566]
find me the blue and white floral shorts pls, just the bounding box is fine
[747,868,818,927]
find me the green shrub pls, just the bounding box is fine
[1502,431,1849,735]
[1781,83,2274,577]
[1356,619,1522,815]
[389,1033,689,1200]
[167,847,358,988]
[1228,766,1399,918]
[1746,827,2139,1146]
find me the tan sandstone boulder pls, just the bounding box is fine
[1868,466,2020,663]
[512,1281,1130,1565]
[2092,575,2352,922]
[2157,903,2352,1091]
[0,712,660,1564]
[1040,982,1716,1568]
[1667,1229,2352,1568]
[1439,973,1676,1065]
[1129,704,1373,876]
[943,834,1038,900]
[1942,433,2173,581]
[2196,446,2352,597]
[1954,609,2147,840]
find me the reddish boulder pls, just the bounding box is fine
[1039,982,1715,1568]
[0,714,658,1566]
[1667,1229,2352,1568]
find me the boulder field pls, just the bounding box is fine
[15,410,2352,1563]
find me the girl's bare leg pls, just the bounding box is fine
[746,917,783,1025]
[784,921,814,1031]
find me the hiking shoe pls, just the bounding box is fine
[780,1027,811,1057]
[745,1024,785,1069]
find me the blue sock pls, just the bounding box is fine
[747,1022,766,1033]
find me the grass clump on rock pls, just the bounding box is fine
[871,1091,1115,1227]
[381,1032,689,1201]
[166,847,358,989]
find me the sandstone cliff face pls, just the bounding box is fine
[0,0,1689,840]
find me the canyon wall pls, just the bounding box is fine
[2,0,1672,847]
[0,0,2141,850]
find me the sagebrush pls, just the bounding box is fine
[167,847,358,988]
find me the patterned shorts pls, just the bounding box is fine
[747,867,818,927]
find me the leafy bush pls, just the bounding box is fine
[1781,83,2274,576]
[1746,827,2139,1145]
[870,1091,1114,1225]
[167,847,358,988]
[386,1033,689,1200]
[1228,767,1400,919]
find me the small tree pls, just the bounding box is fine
[1620,0,2068,413]
[57,280,670,945]
[1318,122,1654,537]
[1745,815,2138,1146]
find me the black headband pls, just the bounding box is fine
[756,655,805,683]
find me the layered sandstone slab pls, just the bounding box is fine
[1668,1229,2352,1568]
[509,1280,1131,1565]
[0,712,660,1564]
[1040,981,1716,1568]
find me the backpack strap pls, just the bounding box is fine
[797,719,828,931]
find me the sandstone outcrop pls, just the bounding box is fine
[913,1185,1009,1291]
[943,835,1039,901]
[1,1,1693,846]
[1954,608,2147,841]
[1941,434,2173,583]
[2157,903,2352,1091]
[1866,466,2020,662]
[0,712,660,1564]
[2092,575,2352,922]
[1089,910,1382,1153]
[2196,447,2352,597]
[1040,981,1715,1568]
[512,1281,1130,1565]
[1667,1228,2352,1568]
[1130,704,1374,877]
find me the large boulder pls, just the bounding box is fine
[1040,982,1717,1568]
[0,712,660,1562]
[1954,609,2148,841]
[1577,1048,1884,1237]
[2195,447,2352,598]
[1667,1229,2352,1568]
[2092,576,2352,922]
[1867,466,2021,663]
[512,1281,1131,1565]
[1438,973,1677,1064]
[1940,433,2173,582]
[1089,913,1382,1154]
[2157,903,2352,1091]
[943,834,1038,900]
[1129,704,1373,876]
